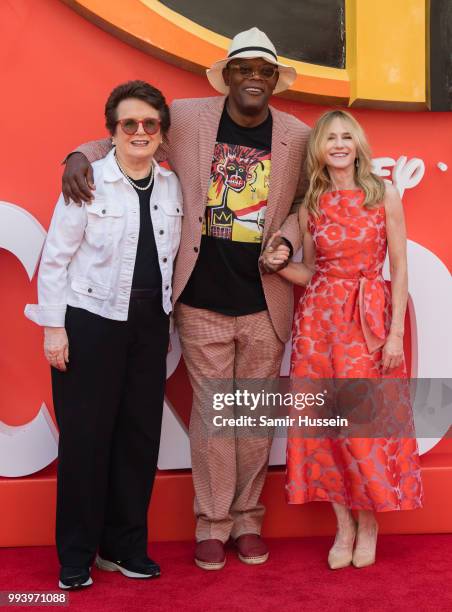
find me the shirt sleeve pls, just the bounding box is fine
[154,139,169,164]
[63,138,113,164]
[24,194,87,327]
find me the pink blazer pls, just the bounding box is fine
[78,96,311,342]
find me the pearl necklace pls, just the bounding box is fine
[114,152,154,191]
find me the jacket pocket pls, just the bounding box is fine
[159,199,183,236]
[158,200,183,261]
[87,197,124,219]
[71,277,111,300]
[86,200,124,244]
[159,199,183,217]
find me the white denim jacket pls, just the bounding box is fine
[25,149,182,326]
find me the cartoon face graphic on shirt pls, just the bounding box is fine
[205,143,271,243]
[216,147,261,193]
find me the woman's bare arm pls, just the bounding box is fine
[382,183,408,371]
[277,205,316,286]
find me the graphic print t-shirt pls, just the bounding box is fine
[179,106,272,315]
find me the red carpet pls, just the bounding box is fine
[0,536,451,611]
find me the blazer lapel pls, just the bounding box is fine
[265,105,289,239]
[198,97,226,212]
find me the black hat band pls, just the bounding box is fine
[228,46,278,60]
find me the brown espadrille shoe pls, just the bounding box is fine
[194,539,226,570]
[235,534,269,565]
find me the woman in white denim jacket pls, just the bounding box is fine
[25,81,182,590]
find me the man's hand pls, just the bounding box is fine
[259,230,291,274]
[44,327,69,372]
[62,153,95,205]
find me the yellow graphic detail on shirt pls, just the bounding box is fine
[203,143,271,244]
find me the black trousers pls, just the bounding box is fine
[51,299,169,567]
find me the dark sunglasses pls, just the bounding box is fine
[228,63,278,80]
[116,118,161,136]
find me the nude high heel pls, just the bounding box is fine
[328,522,357,570]
[352,523,378,568]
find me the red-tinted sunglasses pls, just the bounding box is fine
[116,117,161,136]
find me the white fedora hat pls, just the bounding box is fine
[206,27,297,95]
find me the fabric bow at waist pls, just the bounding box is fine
[322,270,387,354]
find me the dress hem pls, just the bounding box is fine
[286,495,423,513]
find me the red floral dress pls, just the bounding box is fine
[286,190,423,511]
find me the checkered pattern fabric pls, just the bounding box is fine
[175,303,284,542]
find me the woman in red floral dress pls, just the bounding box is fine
[266,110,423,569]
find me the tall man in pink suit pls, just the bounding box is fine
[62,28,310,570]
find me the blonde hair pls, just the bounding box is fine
[303,110,385,217]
